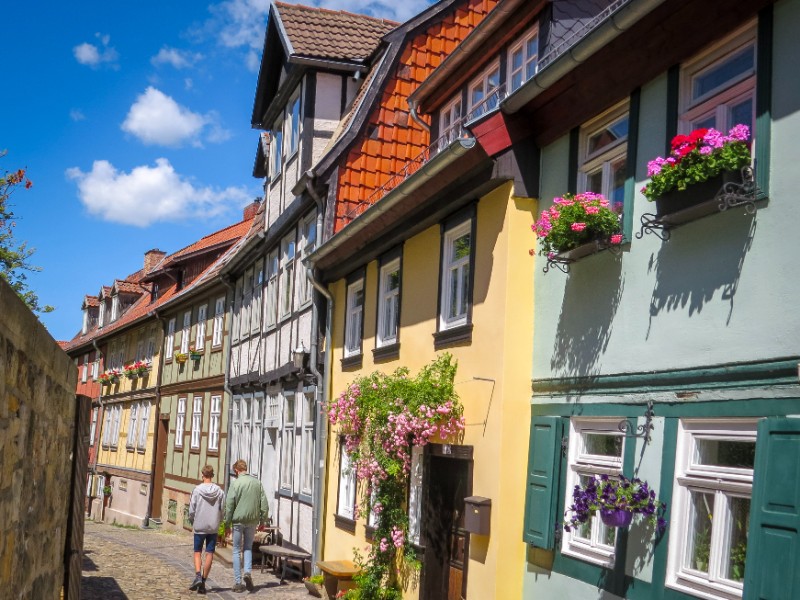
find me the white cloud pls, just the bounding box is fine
[66,158,250,227]
[70,109,86,122]
[73,33,119,68]
[121,87,210,147]
[151,46,203,69]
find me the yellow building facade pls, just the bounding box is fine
[320,182,536,599]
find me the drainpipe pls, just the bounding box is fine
[220,274,237,492]
[304,171,333,571]
[307,265,333,572]
[408,99,431,133]
[145,308,165,527]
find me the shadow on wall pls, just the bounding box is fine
[646,210,756,336]
[551,254,624,379]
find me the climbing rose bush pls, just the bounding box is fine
[642,124,751,201]
[327,354,465,600]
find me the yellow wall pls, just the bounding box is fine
[321,182,536,599]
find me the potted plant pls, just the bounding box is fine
[99,369,121,385]
[532,192,623,262]
[189,345,202,361]
[642,124,751,216]
[174,352,188,364]
[564,474,666,532]
[303,574,324,597]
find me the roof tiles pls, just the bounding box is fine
[275,2,398,62]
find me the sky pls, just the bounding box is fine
[2,0,433,342]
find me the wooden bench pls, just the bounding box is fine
[317,560,360,599]
[259,544,311,583]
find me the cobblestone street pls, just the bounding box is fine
[81,520,310,599]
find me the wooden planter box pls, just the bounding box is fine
[654,170,737,219]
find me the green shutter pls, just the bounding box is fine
[744,417,800,600]
[523,416,563,548]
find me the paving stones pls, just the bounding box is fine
[82,520,310,599]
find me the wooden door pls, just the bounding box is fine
[150,414,169,519]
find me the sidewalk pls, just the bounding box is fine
[82,519,309,599]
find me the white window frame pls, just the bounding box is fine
[136,338,145,362]
[270,118,283,178]
[439,96,463,149]
[251,263,264,334]
[299,215,317,305]
[265,250,279,328]
[180,311,191,354]
[137,401,150,451]
[126,402,139,449]
[344,278,364,357]
[82,309,89,335]
[111,295,119,322]
[408,445,424,544]
[280,393,296,491]
[561,418,626,567]
[111,405,122,449]
[377,258,401,347]
[231,397,241,463]
[196,304,207,351]
[241,271,252,339]
[337,438,357,520]
[102,408,112,448]
[287,93,301,157]
[508,25,539,92]
[679,23,756,136]
[265,393,280,428]
[91,356,99,380]
[98,302,106,328]
[300,391,315,497]
[578,103,629,204]
[279,235,296,319]
[666,419,757,600]
[82,354,89,383]
[175,397,186,449]
[190,396,203,450]
[209,395,222,452]
[251,394,263,478]
[165,318,176,360]
[439,219,472,330]
[146,334,155,361]
[89,408,98,445]
[467,60,500,118]
[212,297,225,347]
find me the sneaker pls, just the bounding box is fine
[189,575,203,591]
[232,583,246,593]
[244,573,254,591]
[197,581,206,595]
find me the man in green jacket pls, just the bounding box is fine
[224,459,268,592]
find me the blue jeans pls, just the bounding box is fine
[232,523,255,584]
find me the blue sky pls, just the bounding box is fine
[3,0,431,342]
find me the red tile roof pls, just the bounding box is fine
[113,280,146,295]
[83,296,100,308]
[333,0,499,232]
[275,2,398,61]
[167,219,252,263]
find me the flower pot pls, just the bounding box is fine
[175,355,188,364]
[600,508,633,528]
[190,353,202,361]
[654,170,738,217]
[126,373,138,380]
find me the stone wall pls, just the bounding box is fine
[0,278,79,598]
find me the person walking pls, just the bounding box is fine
[224,459,268,593]
[188,465,225,594]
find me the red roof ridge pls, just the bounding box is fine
[275,1,400,26]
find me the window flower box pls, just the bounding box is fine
[189,346,202,361]
[174,352,188,364]
[123,360,150,379]
[98,369,121,385]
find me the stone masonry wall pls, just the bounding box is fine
[0,278,78,598]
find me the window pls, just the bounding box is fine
[89,408,98,445]
[252,265,264,334]
[111,295,119,321]
[377,258,401,347]
[579,103,629,206]
[98,302,106,328]
[137,401,150,451]
[251,394,263,478]
[281,394,296,491]
[209,395,222,451]
[408,445,424,545]
[467,61,500,120]
[337,439,356,520]
[231,397,241,463]
[180,311,191,354]
[191,396,203,450]
[165,318,176,360]
[265,393,280,427]
[299,215,317,304]
[196,304,207,351]
[440,219,472,330]
[508,26,539,92]
[270,118,283,178]
[91,357,99,380]
[344,278,364,357]
[146,335,155,361]
[265,250,279,328]
[439,96,463,149]
[667,419,757,599]
[136,338,145,362]
[680,24,756,136]
[280,235,296,319]
[212,297,225,347]
[241,396,252,468]
[82,309,89,335]
[102,408,112,447]
[241,272,252,338]
[300,392,315,497]
[288,94,301,157]
[126,403,139,449]
[175,397,186,449]
[232,281,242,343]
[82,354,88,383]
[111,405,122,449]
[562,418,625,567]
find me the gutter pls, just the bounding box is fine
[144,308,165,527]
[306,136,476,266]
[502,0,665,114]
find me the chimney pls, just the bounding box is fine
[243,199,261,221]
[144,248,166,273]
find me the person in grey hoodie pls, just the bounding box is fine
[188,465,225,594]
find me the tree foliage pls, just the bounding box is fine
[0,152,53,313]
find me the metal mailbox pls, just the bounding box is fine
[464,496,491,535]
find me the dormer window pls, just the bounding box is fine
[98,302,106,328]
[439,96,463,149]
[111,295,119,321]
[82,309,89,335]
[508,26,539,93]
[467,61,500,121]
